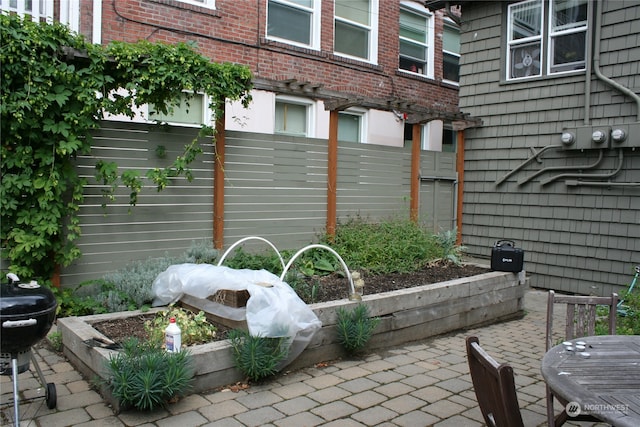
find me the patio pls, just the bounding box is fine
[1,288,608,426]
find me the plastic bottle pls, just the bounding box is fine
[165,317,181,353]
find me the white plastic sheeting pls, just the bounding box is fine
[151,263,322,368]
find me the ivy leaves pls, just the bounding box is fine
[1,14,253,281]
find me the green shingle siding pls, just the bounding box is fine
[458,1,640,295]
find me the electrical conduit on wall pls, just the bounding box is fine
[565,1,640,187]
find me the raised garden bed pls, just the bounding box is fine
[58,267,524,412]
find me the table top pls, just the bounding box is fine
[541,335,640,427]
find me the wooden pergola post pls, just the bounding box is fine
[455,129,465,245]
[326,109,339,239]
[213,105,226,250]
[410,123,421,223]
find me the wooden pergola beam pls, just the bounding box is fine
[252,77,482,126]
[323,98,365,111]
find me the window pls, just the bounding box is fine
[442,127,456,152]
[149,93,208,126]
[399,6,433,77]
[549,0,588,73]
[177,0,215,9]
[507,0,587,80]
[267,0,319,49]
[334,0,378,62]
[338,110,365,143]
[404,121,455,152]
[275,98,313,136]
[2,0,53,22]
[442,22,460,83]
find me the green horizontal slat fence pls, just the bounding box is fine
[57,126,456,287]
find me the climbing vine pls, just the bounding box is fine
[0,14,253,281]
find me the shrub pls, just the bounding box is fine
[335,304,380,355]
[55,240,215,316]
[102,338,193,411]
[616,288,640,335]
[221,247,284,275]
[184,239,219,264]
[435,228,466,265]
[227,329,289,382]
[324,216,443,274]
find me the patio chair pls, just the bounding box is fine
[465,336,524,427]
[545,290,618,427]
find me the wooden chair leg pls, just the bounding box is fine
[546,385,556,427]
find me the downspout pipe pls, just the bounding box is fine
[594,0,640,121]
[583,0,593,124]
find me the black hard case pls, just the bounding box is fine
[490,240,524,272]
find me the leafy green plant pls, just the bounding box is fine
[47,331,63,352]
[335,304,380,355]
[184,239,218,264]
[592,289,640,335]
[102,338,193,411]
[435,228,467,265]
[227,329,289,382]
[287,275,322,304]
[615,289,640,335]
[289,247,337,277]
[145,307,217,348]
[100,256,178,311]
[52,285,110,317]
[53,240,216,316]
[1,14,252,281]
[222,247,285,275]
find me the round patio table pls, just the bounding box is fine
[541,335,640,427]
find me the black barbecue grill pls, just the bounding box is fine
[1,273,58,424]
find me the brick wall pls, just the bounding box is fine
[91,0,459,115]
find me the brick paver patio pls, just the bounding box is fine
[1,289,610,426]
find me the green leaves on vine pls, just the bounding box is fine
[1,13,253,281]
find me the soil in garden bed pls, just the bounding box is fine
[91,262,488,346]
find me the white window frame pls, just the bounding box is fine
[506,0,587,81]
[147,92,212,128]
[266,0,321,50]
[176,0,215,10]
[334,0,379,64]
[398,2,434,78]
[274,96,316,137]
[338,108,367,143]
[547,0,587,75]
[420,122,431,150]
[1,0,54,23]
[442,18,460,85]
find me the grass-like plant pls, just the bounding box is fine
[336,303,380,355]
[227,329,289,382]
[102,338,193,411]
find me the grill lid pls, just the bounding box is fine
[0,276,57,317]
